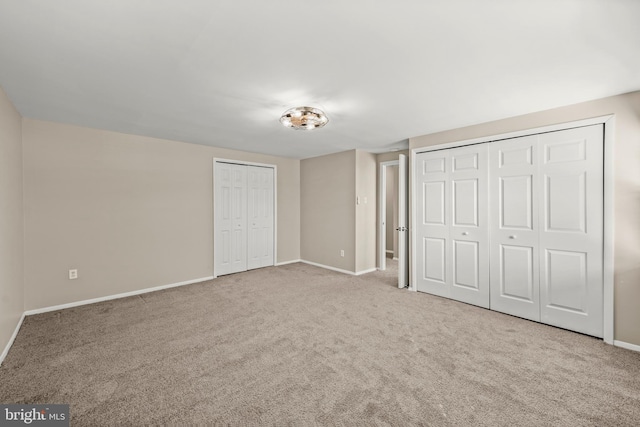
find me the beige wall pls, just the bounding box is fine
[355,150,377,273]
[301,150,356,271]
[22,119,300,310]
[410,90,640,346]
[0,86,24,357]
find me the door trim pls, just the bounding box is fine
[213,158,277,279]
[378,160,399,271]
[410,114,615,344]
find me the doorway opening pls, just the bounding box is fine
[379,155,409,288]
[379,160,399,271]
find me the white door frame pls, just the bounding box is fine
[410,115,615,344]
[379,160,399,270]
[213,158,277,279]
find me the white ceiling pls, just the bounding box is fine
[1,1,639,159]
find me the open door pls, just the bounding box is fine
[397,154,409,288]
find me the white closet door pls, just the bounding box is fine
[247,166,274,270]
[415,150,450,297]
[489,135,541,321]
[538,125,603,337]
[215,163,248,275]
[449,144,490,308]
[415,145,489,307]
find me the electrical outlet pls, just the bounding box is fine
[340,250,345,257]
[69,269,78,280]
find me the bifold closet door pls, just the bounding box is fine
[490,124,604,337]
[215,163,275,277]
[415,144,490,308]
[415,149,449,297]
[489,134,541,321]
[247,166,274,270]
[538,125,603,337]
[215,163,248,276]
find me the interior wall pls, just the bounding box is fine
[22,119,300,311]
[355,150,377,273]
[410,90,640,346]
[300,150,356,272]
[0,86,24,357]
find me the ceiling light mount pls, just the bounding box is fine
[280,106,328,130]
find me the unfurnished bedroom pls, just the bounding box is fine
[0,1,639,425]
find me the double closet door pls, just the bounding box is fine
[415,124,604,337]
[214,162,274,276]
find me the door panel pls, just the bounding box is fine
[416,151,450,297]
[424,181,446,224]
[545,249,587,312]
[453,240,479,289]
[538,125,603,337]
[500,176,532,229]
[215,163,247,276]
[545,173,586,232]
[490,135,540,321]
[545,139,586,163]
[453,179,478,227]
[453,153,478,171]
[500,145,532,167]
[415,145,489,307]
[449,144,489,307]
[500,245,534,302]
[247,166,274,270]
[424,237,446,283]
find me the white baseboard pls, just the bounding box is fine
[614,340,640,353]
[300,260,356,275]
[355,267,377,276]
[0,313,25,366]
[275,259,302,266]
[300,260,378,276]
[24,276,215,316]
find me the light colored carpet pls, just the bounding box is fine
[1,262,639,426]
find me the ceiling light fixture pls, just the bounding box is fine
[280,106,328,130]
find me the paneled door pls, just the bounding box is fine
[398,154,409,288]
[215,162,248,276]
[415,124,604,337]
[215,162,275,277]
[449,144,489,307]
[415,149,450,297]
[538,125,603,337]
[415,144,489,308]
[247,166,275,270]
[489,125,604,337]
[489,135,541,321]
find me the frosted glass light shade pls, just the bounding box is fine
[280,106,328,130]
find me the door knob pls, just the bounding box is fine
[462,232,469,236]
[509,235,517,239]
